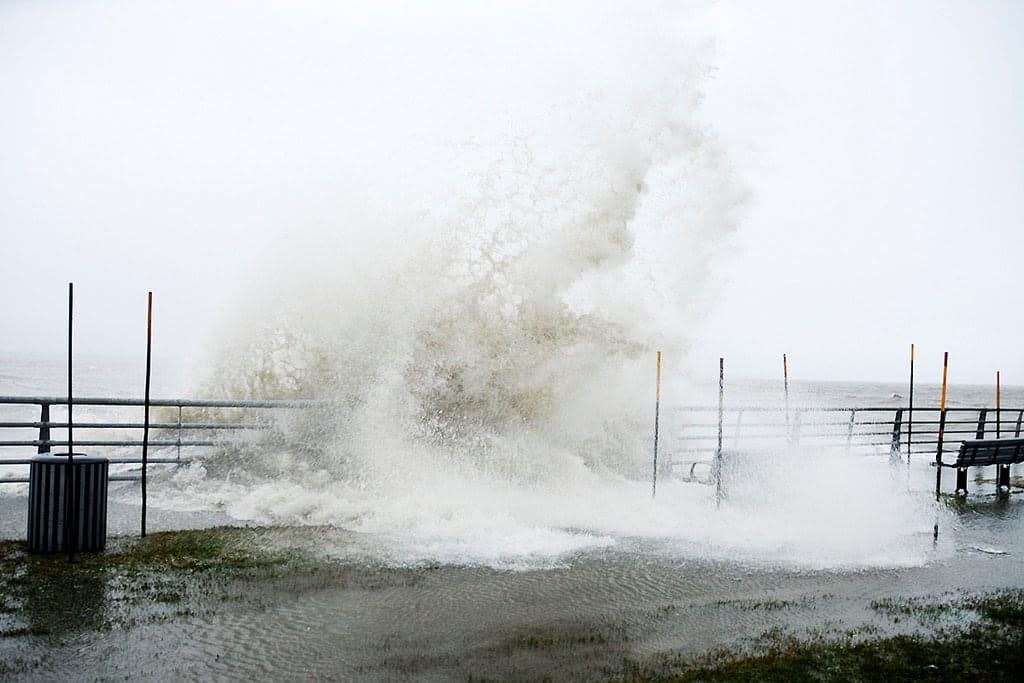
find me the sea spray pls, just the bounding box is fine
[199,2,743,473]
[145,2,942,569]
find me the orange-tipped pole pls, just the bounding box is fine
[939,352,949,411]
[996,370,1001,438]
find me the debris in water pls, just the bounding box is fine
[970,546,1008,555]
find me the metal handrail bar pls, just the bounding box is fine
[679,420,860,429]
[0,395,320,408]
[0,458,188,465]
[0,440,220,448]
[883,418,1005,424]
[672,444,983,453]
[0,475,140,484]
[0,422,263,430]
[671,423,999,436]
[676,427,1010,439]
[670,443,898,457]
[669,405,1022,413]
[669,430,897,441]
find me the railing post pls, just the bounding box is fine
[846,409,856,452]
[998,441,1016,491]
[935,408,947,501]
[1016,409,1023,438]
[176,405,183,463]
[890,408,903,459]
[968,408,984,494]
[37,402,51,454]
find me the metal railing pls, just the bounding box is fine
[0,395,317,483]
[664,405,1024,473]
[3,396,1021,485]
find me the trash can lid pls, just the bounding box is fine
[31,453,109,464]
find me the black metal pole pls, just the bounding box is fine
[890,408,903,458]
[715,357,724,507]
[66,282,76,563]
[141,292,152,537]
[783,353,790,439]
[652,351,661,499]
[38,403,50,454]
[935,351,949,502]
[933,351,950,541]
[908,343,914,463]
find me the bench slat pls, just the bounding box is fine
[953,437,1024,468]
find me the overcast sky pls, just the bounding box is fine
[1,1,1021,386]
[693,0,1024,385]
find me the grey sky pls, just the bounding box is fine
[693,1,1024,384]
[1,1,1021,386]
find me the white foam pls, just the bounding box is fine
[146,443,946,571]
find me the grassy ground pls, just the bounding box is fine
[618,590,1024,682]
[2,527,1023,680]
[0,526,312,638]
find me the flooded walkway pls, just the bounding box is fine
[1,490,1021,680]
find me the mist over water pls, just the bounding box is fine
[134,2,942,569]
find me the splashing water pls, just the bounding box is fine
[153,2,940,569]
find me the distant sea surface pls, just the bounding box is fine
[0,352,190,398]
[1,352,1020,409]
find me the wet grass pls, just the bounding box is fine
[869,593,961,626]
[711,593,831,612]
[0,526,440,677]
[871,590,1024,628]
[501,620,629,652]
[0,526,311,640]
[618,590,1024,681]
[4,527,1023,680]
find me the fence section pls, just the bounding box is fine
[664,405,1024,476]
[0,396,315,483]
[3,397,1022,486]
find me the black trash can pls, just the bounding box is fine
[27,454,109,553]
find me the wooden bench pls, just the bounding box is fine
[936,437,1024,496]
